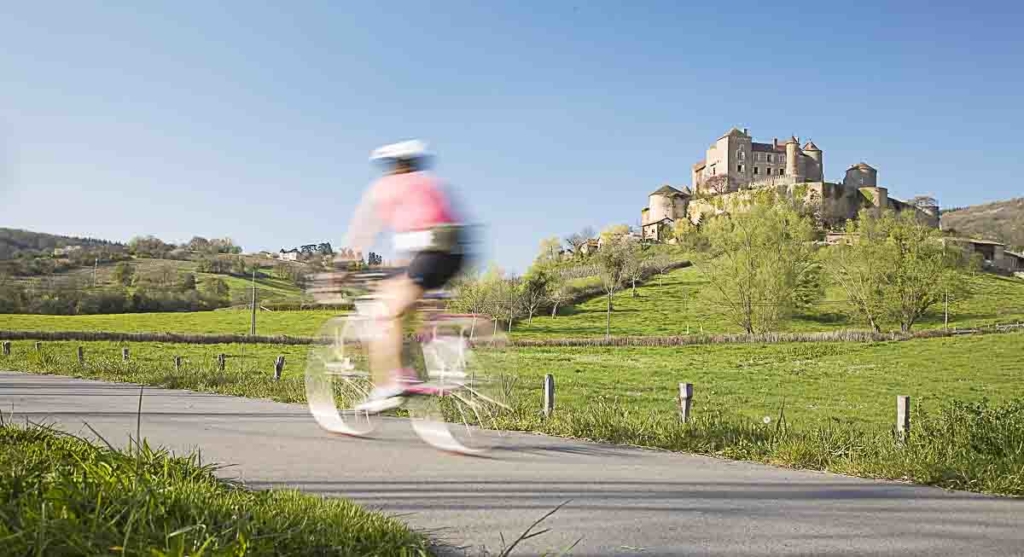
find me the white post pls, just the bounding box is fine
[897,395,910,441]
[274,355,285,381]
[679,382,694,423]
[543,374,555,417]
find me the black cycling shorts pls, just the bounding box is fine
[408,251,464,290]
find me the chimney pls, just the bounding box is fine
[773,137,778,149]
[743,128,748,136]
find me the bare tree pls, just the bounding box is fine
[622,241,648,298]
[596,235,632,339]
[700,175,731,196]
[520,271,550,324]
[648,253,678,286]
[546,280,574,318]
[564,226,595,258]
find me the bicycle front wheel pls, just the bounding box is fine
[305,314,381,437]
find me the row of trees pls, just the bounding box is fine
[0,272,233,315]
[448,193,971,338]
[686,192,971,334]
[448,228,682,336]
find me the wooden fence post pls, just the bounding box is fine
[122,348,130,361]
[34,342,42,353]
[174,356,182,372]
[274,356,285,381]
[77,346,85,365]
[543,374,555,417]
[1,341,9,356]
[896,395,910,442]
[217,353,226,371]
[679,382,694,423]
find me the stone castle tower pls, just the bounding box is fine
[691,128,824,193]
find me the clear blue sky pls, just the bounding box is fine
[2,1,1022,272]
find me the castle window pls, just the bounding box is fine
[754,167,759,175]
[767,154,773,162]
[737,164,743,173]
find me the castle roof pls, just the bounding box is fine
[803,141,820,151]
[718,127,748,140]
[786,135,799,144]
[851,162,876,170]
[650,185,689,197]
[752,142,786,153]
[692,160,706,170]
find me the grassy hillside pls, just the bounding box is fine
[514,265,1024,339]
[942,197,1024,251]
[0,227,122,258]
[12,256,303,303]
[4,264,1023,337]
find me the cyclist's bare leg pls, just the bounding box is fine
[370,274,424,387]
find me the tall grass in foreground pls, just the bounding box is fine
[0,420,432,556]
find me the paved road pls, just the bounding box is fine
[2,372,1022,556]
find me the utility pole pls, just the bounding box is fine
[250,266,257,336]
[93,257,98,287]
[944,290,949,330]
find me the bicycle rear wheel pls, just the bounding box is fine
[407,316,515,454]
[305,314,381,437]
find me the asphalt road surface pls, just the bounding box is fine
[2,371,1022,556]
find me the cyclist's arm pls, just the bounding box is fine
[342,182,386,258]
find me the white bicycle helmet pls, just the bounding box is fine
[369,139,430,162]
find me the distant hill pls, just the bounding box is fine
[0,228,123,260]
[941,198,1024,251]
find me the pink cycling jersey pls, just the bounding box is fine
[371,171,457,233]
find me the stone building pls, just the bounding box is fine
[691,128,823,193]
[640,127,939,237]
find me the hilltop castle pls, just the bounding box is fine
[640,127,939,242]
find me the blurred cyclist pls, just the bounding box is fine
[338,140,466,413]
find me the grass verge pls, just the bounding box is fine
[2,334,1023,497]
[0,418,432,556]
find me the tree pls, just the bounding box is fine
[536,236,563,264]
[112,261,136,287]
[599,224,631,246]
[178,272,197,292]
[828,209,970,333]
[520,270,550,324]
[128,235,173,258]
[491,275,523,333]
[673,218,710,254]
[700,174,731,196]
[595,233,632,338]
[545,276,574,318]
[564,226,595,259]
[317,242,334,256]
[622,240,648,298]
[648,253,678,286]
[187,236,211,252]
[200,277,231,301]
[697,194,819,334]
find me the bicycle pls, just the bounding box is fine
[304,268,514,455]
